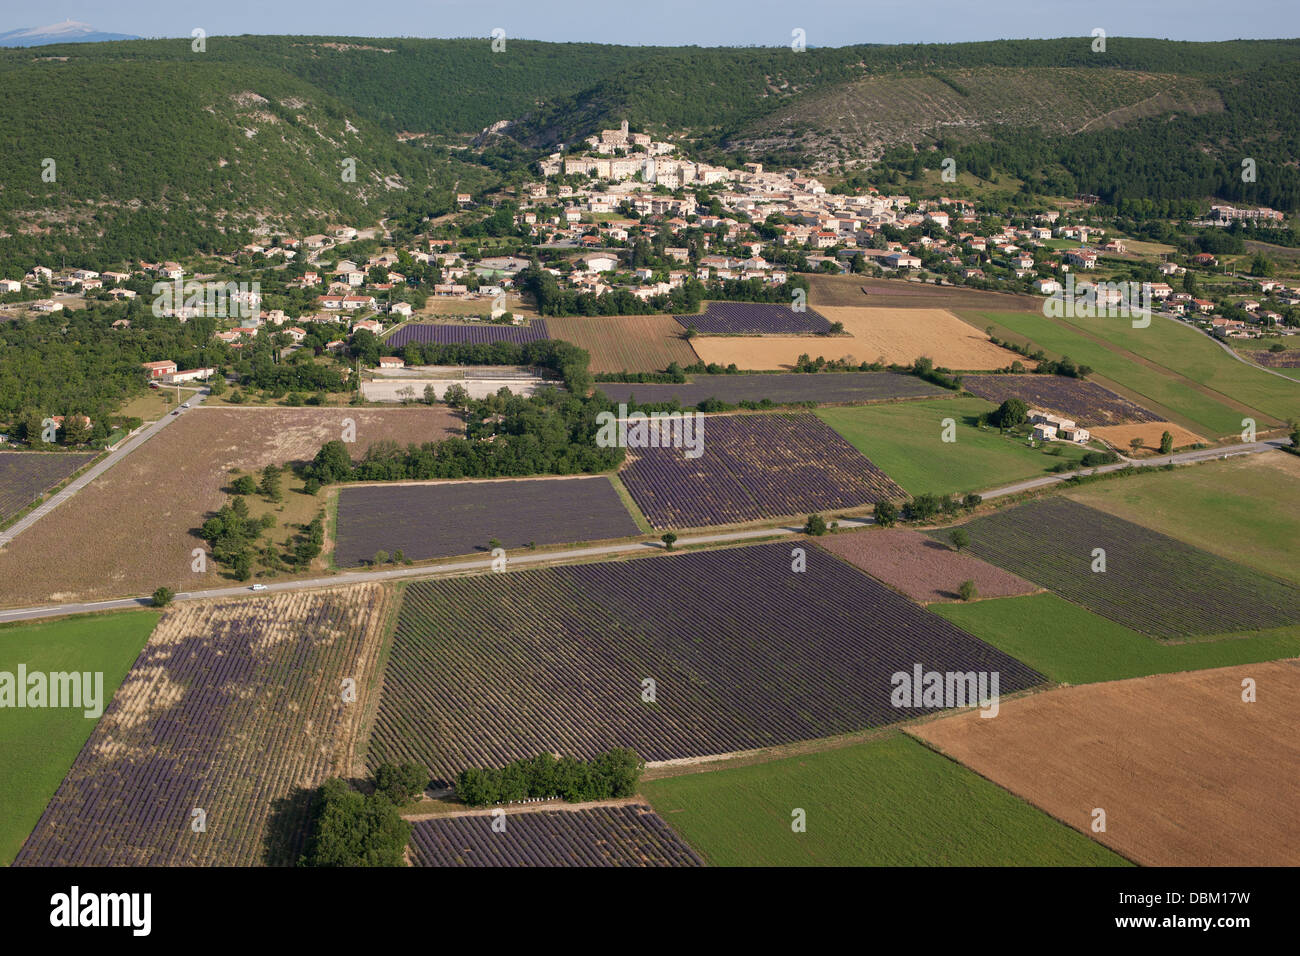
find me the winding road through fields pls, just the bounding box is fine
[0,436,1290,625]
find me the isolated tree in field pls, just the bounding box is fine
[958,579,978,602]
[949,528,970,552]
[1130,437,1144,455]
[393,549,407,564]
[423,384,438,405]
[874,500,898,527]
[373,550,389,566]
[994,398,1028,429]
[804,513,828,536]
[661,532,678,550]
[1159,430,1174,454]
[152,587,174,608]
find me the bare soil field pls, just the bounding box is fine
[0,451,96,521]
[1090,421,1205,453]
[544,314,700,373]
[808,274,1038,311]
[0,408,460,607]
[690,308,1022,371]
[910,660,1300,866]
[16,585,394,866]
[817,528,1039,604]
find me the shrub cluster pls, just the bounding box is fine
[455,749,643,807]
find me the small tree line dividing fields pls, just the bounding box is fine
[929,497,1300,639]
[365,542,1043,785]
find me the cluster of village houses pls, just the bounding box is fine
[4,123,1295,352]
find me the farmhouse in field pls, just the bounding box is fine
[1029,409,1090,444]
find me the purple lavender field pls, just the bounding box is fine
[334,476,641,566]
[410,805,704,867]
[619,412,904,528]
[367,541,1044,784]
[676,302,832,334]
[14,586,392,866]
[386,321,551,347]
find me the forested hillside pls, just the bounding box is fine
[1,34,1297,271]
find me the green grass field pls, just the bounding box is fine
[818,397,1088,497]
[966,310,1263,437]
[934,593,1300,685]
[1053,312,1300,426]
[0,610,159,865]
[641,734,1127,866]
[1066,453,1300,585]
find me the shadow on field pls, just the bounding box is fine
[263,786,317,867]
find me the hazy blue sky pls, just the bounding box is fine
[6,0,1299,45]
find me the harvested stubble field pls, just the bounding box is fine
[910,660,1300,866]
[0,451,96,521]
[689,308,1022,371]
[409,805,704,867]
[0,408,459,607]
[595,370,948,407]
[960,374,1162,426]
[543,314,700,374]
[817,528,1038,604]
[334,475,639,566]
[619,412,904,528]
[15,585,394,866]
[1089,421,1204,452]
[932,497,1300,639]
[365,542,1043,785]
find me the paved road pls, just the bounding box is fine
[0,437,1291,626]
[0,387,210,549]
[978,438,1292,500]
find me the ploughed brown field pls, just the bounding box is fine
[808,274,1039,311]
[689,308,1024,372]
[1090,421,1205,453]
[0,407,460,607]
[816,528,1039,603]
[543,314,701,373]
[910,660,1300,866]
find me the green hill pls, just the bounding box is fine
[1,35,1297,270]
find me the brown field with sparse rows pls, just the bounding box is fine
[0,407,460,607]
[910,660,1300,866]
[817,528,1039,604]
[690,307,1024,371]
[545,314,701,373]
[1090,421,1205,453]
